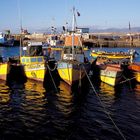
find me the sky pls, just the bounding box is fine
[0,0,140,33]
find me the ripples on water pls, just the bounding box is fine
[0,47,140,139]
[0,79,140,140]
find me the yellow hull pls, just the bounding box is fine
[134,72,140,82]
[100,75,120,86]
[24,64,45,81]
[51,48,63,51]
[57,63,86,85]
[20,56,46,82]
[100,67,122,86]
[91,52,132,59]
[0,63,8,80]
[51,47,88,51]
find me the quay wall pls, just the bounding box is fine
[12,32,140,48]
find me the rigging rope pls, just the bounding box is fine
[82,64,127,140]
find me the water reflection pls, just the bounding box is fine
[56,81,74,115]
[0,80,10,104]
[0,76,140,139]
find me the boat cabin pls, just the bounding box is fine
[62,46,85,62]
[23,41,43,56]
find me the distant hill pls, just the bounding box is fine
[23,26,140,34]
[90,27,140,33]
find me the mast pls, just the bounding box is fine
[129,21,133,46]
[72,7,76,59]
[17,0,22,57]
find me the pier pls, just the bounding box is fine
[10,32,140,48]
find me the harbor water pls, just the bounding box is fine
[0,47,140,140]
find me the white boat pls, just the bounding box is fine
[0,32,14,47]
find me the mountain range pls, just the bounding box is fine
[34,26,140,34]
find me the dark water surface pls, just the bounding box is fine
[0,47,140,140]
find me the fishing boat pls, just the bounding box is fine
[128,62,140,82]
[92,57,123,86]
[20,41,46,82]
[100,64,123,86]
[90,49,136,61]
[57,7,90,86]
[0,55,27,87]
[0,32,14,47]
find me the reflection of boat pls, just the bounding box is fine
[58,81,72,95]
[25,80,45,93]
[56,81,73,113]
[90,49,135,61]
[128,62,140,82]
[100,82,115,94]
[57,7,90,86]
[0,80,10,104]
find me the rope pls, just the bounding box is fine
[82,64,127,140]
[120,75,135,91]
[46,60,57,72]
[119,75,136,84]
[46,64,58,92]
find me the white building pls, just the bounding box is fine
[76,28,89,34]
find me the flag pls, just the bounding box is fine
[77,11,80,16]
[62,26,65,31]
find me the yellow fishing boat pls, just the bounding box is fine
[92,57,123,86]
[57,7,90,86]
[20,56,45,81]
[100,64,123,86]
[0,56,27,87]
[20,42,46,82]
[90,50,135,61]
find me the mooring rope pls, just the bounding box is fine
[46,60,57,72]
[46,64,58,92]
[119,75,136,84]
[82,64,127,140]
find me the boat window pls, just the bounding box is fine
[75,47,83,54]
[64,47,72,54]
[31,58,36,62]
[21,58,25,63]
[37,57,43,62]
[26,58,30,63]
